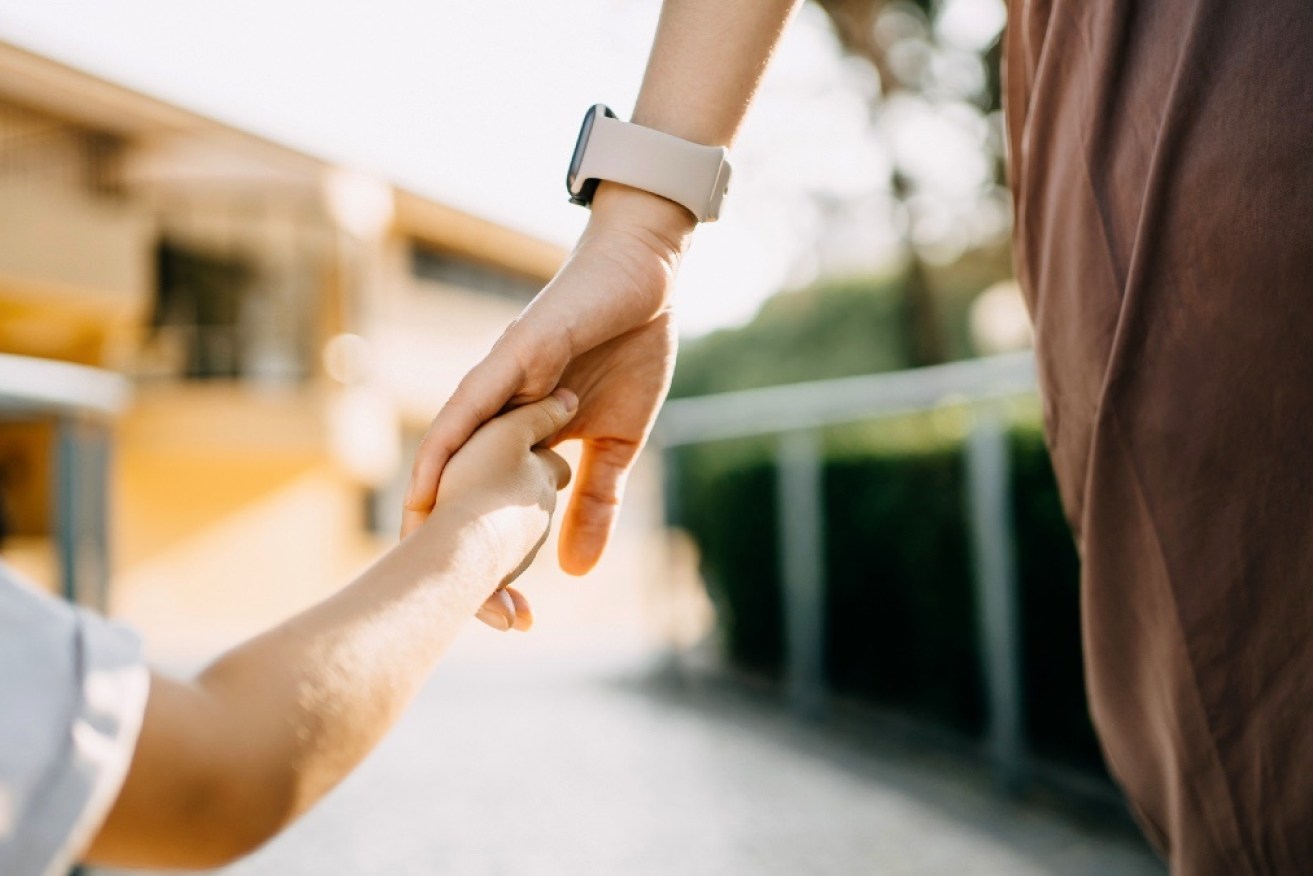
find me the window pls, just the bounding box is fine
[151,240,253,379]
[409,242,541,301]
[148,239,310,382]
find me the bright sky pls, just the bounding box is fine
[0,0,1000,336]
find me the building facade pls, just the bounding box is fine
[0,41,646,654]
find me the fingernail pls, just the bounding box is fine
[553,388,578,412]
[476,607,512,632]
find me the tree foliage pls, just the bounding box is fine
[804,0,1010,365]
[671,275,912,399]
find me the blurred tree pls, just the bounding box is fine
[671,244,1011,401]
[671,275,910,398]
[811,0,1008,366]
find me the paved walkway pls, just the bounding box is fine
[97,528,1163,876]
[106,641,1164,876]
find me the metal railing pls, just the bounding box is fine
[653,350,1038,788]
[0,353,129,610]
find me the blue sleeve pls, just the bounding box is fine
[0,563,149,876]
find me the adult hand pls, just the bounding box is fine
[402,185,694,584]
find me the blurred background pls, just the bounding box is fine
[0,1,1163,873]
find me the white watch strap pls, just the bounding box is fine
[575,115,732,222]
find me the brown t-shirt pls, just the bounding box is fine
[1004,2,1313,872]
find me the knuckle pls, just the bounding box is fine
[402,496,432,513]
[408,434,445,477]
[523,405,557,437]
[524,370,558,399]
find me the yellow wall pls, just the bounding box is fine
[0,83,675,665]
[0,106,152,366]
[110,382,384,656]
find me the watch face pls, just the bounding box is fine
[567,104,615,206]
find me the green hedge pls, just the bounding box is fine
[673,411,1108,776]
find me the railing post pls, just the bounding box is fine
[964,408,1026,790]
[55,416,111,611]
[661,444,683,530]
[775,429,826,718]
[654,443,688,681]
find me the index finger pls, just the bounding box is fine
[400,356,522,538]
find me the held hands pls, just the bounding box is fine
[424,389,576,630]
[403,185,695,592]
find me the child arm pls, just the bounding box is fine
[82,391,575,870]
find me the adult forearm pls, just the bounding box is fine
[634,0,801,145]
[558,0,802,342]
[591,0,800,220]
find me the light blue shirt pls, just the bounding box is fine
[0,562,148,876]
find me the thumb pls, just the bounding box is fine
[505,388,579,446]
[558,435,641,576]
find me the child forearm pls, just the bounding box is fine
[200,508,499,836]
[88,391,573,870]
[85,507,501,870]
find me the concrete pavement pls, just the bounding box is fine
[107,642,1163,876]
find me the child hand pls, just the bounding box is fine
[425,388,576,630]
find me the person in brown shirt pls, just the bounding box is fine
[1005,3,1313,872]
[405,2,1313,872]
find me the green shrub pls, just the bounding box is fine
[672,412,1107,776]
[676,438,785,676]
[823,431,983,735]
[670,276,913,400]
[1010,429,1103,770]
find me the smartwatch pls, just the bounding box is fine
[566,104,733,222]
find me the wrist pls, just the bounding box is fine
[519,182,689,357]
[587,182,697,257]
[410,501,503,587]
